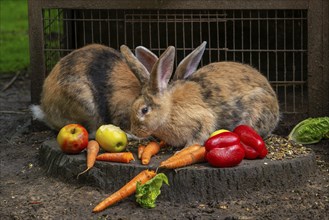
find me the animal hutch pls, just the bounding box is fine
[28,0,329,126]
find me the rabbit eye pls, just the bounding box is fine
[141,106,149,115]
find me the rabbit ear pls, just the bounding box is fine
[120,45,150,85]
[149,46,175,94]
[135,46,158,73]
[173,41,207,80]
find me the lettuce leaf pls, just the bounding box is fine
[288,117,329,144]
[135,173,169,208]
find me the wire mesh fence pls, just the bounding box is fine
[42,9,308,114]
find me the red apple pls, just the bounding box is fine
[57,124,89,154]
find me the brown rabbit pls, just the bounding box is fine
[30,44,159,134]
[123,42,280,147]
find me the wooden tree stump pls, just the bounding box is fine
[39,140,316,203]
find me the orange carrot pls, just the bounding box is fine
[159,140,166,148]
[161,144,202,165]
[93,169,156,213]
[96,152,135,163]
[141,141,161,165]
[138,145,145,159]
[77,140,100,178]
[159,146,206,169]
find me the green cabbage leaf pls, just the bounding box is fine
[135,173,169,208]
[288,117,329,144]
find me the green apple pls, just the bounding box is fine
[57,124,89,154]
[95,124,128,152]
[209,129,230,137]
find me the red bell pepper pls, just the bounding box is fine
[204,132,240,152]
[204,132,245,167]
[239,142,259,159]
[233,125,268,159]
[206,144,245,167]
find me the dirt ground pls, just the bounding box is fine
[0,73,328,220]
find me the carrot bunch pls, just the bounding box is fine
[137,141,206,169]
[140,141,161,165]
[77,140,100,178]
[159,144,206,169]
[90,142,208,213]
[93,169,156,213]
[96,152,134,163]
[77,140,134,178]
[138,141,166,165]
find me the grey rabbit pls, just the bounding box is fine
[121,42,280,147]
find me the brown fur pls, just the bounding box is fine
[108,62,141,129]
[129,44,280,147]
[36,44,145,133]
[189,62,279,137]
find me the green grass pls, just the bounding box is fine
[0,0,29,74]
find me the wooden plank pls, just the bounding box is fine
[39,0,309,10]
[28,0,45,104]
[322,0,329,116]
[308,0,329,116]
